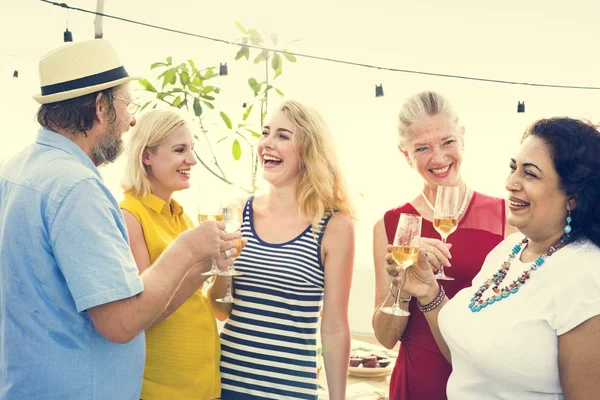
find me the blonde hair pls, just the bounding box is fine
[122,109,188,197]
[397,91,460,150]
[278,100,354,231]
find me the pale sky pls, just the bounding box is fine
[2,0,600,269]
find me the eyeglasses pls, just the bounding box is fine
[113,96,141,114]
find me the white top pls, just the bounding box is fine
[439,233,600,400]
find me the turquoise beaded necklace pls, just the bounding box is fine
[469,235,570,313]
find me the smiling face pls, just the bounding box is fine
[143,124,196,197]
[403,114,465,188]
[505,135,570,240]
[259,109,302,187]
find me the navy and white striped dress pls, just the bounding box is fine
[219,197,331,400]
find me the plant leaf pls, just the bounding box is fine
[248,28,263,45]
[248,78,259,94]
[216,135,228,144]
[235,21,247,34]
[139,78,157,93]
[275,88,284,96]
[201,68,218,80]
[271,53,280,70]
[283,52,297,62]
[172,96,183,107]
[269,33,278,45]
[235,46,250,61]
[193,98,202,117]
[254,50,268,64]
[150,62,166,69]
[191,76,205,87]
[242,104,254,121]
[140,100,152,111]
[162,68,177,89]
[245,129,261,139]
[220,112,233,129]
[272,53,283,78]
[166,56,173,65]
[232,139,242,160]
[179,71,190,86]
[201,101,215,110]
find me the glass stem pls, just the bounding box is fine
[226,276,232,297]
[392,289,401,310]
[439,236,447,275]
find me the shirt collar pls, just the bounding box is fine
[141,193,184,217]
[35,129,102,180]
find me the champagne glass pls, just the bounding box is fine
[216,202,244,303]
[380,213,422,317]
[433,186,458,281]
[197,197,224,276]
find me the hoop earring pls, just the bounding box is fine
[564,209,572,235]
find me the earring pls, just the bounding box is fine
[564,209,572,235]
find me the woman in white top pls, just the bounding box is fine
[387,117,600,399]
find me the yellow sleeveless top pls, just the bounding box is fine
[121,192,220,400]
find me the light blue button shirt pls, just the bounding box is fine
[0,130,145,400]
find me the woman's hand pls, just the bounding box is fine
[385,246,438,299]
[419,237,452,274]
[385,237,451,283]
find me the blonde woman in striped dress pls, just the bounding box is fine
[209,100,355,400]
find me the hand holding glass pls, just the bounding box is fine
[197,197,224,276]
[380,213,422,317]
[432,186,458,280]
[216,203,244,304]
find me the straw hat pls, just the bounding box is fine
[33,39,138,104]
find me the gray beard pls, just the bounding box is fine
[91,129,123,166]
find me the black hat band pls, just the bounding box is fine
[40,66,129,96]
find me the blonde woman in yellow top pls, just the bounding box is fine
[121,109,239,400]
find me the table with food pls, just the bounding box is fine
[318,338,397,400]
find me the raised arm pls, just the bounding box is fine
[320,213,355,400]
[372,218,409,348]
[122,210,213,328]
[87,223,239,343]
[387,248,451,362]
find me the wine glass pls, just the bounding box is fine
[197,196,224,276]
[380,213,422,317]
[433,186,459,281]
[216,201,244,303]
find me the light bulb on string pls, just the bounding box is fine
[219,63,228,76]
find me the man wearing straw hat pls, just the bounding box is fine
[0,39,239,399]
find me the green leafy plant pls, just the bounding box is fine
[138,22,297,193]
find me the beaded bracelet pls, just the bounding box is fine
[417,285,446,313]
[389,283,412,302]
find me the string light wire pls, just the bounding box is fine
[39,0,600,91]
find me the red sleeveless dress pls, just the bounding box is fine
[384,192,505,400]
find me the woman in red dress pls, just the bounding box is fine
[371,91,513,400]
